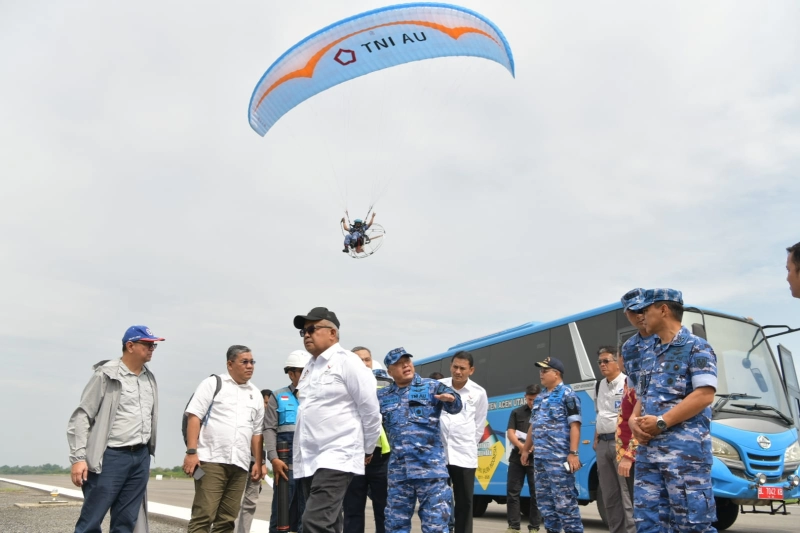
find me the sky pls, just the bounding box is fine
[1,0,799,468]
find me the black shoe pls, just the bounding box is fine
[342,247,349,253]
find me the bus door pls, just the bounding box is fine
[778,345,800,429]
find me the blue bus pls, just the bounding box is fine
[414,303,800,530]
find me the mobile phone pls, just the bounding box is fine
[193,466,205,480]
[564,461,583,472]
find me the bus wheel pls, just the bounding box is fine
[596,482,608,526]
[713,497,738,531]
[520,497,530,516]
[472,496,490,517]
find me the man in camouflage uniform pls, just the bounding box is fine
[629,289,718,533]
[378,347,462,533]
[521,357,583,533]
[620,288,655,391]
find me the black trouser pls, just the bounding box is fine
[447,465,475,533]
[506,460,541,531]
[343,450,389,533]
[300,468,353,533]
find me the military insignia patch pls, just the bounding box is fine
[696,357,708,368]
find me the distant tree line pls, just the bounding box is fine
[148,466,190,478]
[0,464,190,477]
[0,464,71,475]
[0,464,272,479]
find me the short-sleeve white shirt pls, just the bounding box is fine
[185,373,264,471]
[596,372,626,435]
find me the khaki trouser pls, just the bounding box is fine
[188,461,249,533]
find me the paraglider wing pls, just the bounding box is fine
[248,2,515,136]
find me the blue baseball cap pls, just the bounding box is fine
[122,325,165,345]
[621,288,646,311]
[630,288,684,311]
[384,347,413,368]
[535,356,566,375]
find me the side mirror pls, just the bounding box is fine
[692,323,707,340]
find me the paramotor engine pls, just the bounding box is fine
[341,222,386,259]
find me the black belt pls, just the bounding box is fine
[108,443,146,452]
[597,433,616,441]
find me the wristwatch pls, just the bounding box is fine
[656,415,668,431]
[569,450,579,456]
[186,448,197,455]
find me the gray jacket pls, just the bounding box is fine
[66,359,158,533]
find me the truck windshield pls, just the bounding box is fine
[683,311,792,424]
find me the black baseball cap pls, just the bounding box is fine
[293,307,340,329]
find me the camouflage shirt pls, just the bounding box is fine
[621,331,656,389]
[378,373,462,480]
[530,382,581,461]
[638,326,718,463]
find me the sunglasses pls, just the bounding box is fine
[133,341,157,350]
[299,325,333,337]
[597,358,615,366]
[236,359,256,366]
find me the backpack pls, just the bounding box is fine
[182,374,222,445]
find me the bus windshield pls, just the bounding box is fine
[684,311,792,423]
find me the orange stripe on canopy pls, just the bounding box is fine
[253,20,498,112]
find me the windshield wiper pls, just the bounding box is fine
[729,403,794,426]
[713,393,760,416]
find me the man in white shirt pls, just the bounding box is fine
[292,307,382,533]
[594,346,634,533]
[183,345,265,533]
[439,350,489,533]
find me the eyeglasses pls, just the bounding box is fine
[299,325,333,337]
[539,368,555,374]
[237,359,256,366]
[133,342,157,350]
[597,358,614,366]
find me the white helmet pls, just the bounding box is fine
[283,350,311,373]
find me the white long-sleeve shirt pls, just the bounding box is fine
[439,377,489,468]
[185,373,264,471]
[293,343,382,477]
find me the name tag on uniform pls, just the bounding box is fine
[380,396,399,407]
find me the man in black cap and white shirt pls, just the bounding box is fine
[292,307,382,533]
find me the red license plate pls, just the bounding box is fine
[757,486,783,500]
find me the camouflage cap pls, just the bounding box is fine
[630,288,684,311]
[384,347,413,368]
[620,288,646,311]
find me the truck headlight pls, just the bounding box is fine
[784,441,800,463]
[712,436,741,461]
